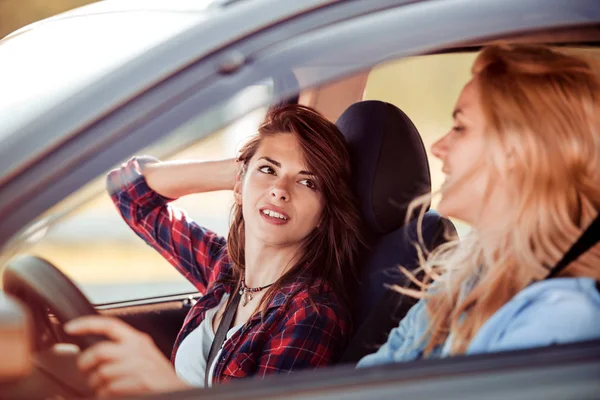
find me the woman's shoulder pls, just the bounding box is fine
[469,277,600,353]
[283,281,344,311]
[273,280,348,326]
[508,277,600,333]
[506,277,600,323]
[515,277,600,310]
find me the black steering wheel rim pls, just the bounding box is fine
[2,255,104,350]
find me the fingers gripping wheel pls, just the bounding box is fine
[2,255,107,350]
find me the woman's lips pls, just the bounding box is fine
[259,206,290,225]
[260,212,290,225]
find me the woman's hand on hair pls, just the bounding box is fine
[64,316,189,397]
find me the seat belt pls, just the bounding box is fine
[546,213,600,279]
[205,290,241,387]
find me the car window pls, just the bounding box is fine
[20,87,271,305]
[12,47,600,305]
[364,52,476,236]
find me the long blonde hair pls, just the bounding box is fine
[403,44,600,355]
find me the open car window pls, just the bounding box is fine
[8,46,600,305]
[8,84,272,305]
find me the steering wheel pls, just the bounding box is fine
[2,255,107,350]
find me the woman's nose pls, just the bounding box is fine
[431,133,449,161]
[270,182,290,202]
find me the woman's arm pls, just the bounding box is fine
[142,158,237,199]
[480,285,600,353]
[65,316,190,397]
[355,298,429,368]
[107,156,238,291]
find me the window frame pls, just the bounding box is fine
[2,0,598,250]
[1,1,598,307]
[0,0,598,396]
[148,339,600,399]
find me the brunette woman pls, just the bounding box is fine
[66,105,363,396]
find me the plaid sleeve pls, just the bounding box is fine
[256,301,346,376]
[106,156,228,292]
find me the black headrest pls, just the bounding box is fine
[336,101,431,235]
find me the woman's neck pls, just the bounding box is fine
[243,237,301,288]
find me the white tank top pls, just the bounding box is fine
[174,294,242,387]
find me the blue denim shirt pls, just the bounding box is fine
[357,277,600,367]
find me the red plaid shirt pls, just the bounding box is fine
[107,157,349,384]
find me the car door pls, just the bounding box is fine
[1,0,599,398]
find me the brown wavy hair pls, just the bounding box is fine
[226,104,363,314]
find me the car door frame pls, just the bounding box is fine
[145,339,600,399]
[1,0,599,392]
[1,0,599,249]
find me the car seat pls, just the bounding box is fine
[335,100,457,363]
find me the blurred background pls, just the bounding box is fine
[0,0,95,38]
[2,0,476,305]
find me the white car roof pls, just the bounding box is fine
[0,0,217,145]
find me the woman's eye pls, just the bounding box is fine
[452,125,465,133]
[299,179,317,190]
[258,165,275,174]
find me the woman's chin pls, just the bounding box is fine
[254,231,293,247]
[436,198,449,216]
[436,198,458,219]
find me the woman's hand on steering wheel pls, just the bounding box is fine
[65,316,190,397]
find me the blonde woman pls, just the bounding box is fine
[358,44,600,366]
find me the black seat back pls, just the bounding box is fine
[335,101,457,362]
